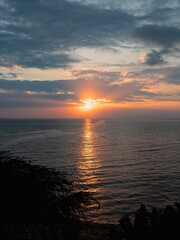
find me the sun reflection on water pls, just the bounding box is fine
[78,119,101,193]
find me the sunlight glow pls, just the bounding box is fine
[82,98,99,110]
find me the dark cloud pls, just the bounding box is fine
[0,79,75,93]
[139,7,180,24]
[0,93,53,108]
[0,52,78,69]
[0,73,4,77]
[1,0,179,69]
[0,92,78,108]
[0,79,78,108]
[7,72,21,79]
[139,49,166,65]
[0,0,135,69]
[134,24,180,47]
[80,0,179,13]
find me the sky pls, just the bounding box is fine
[0,0,180,118]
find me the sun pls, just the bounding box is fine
[83,99,98,110]
[80,98,111,111]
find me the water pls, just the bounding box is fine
[1,118,180,222]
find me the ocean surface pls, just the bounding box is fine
[1,118,180,222]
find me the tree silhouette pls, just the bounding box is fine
[118,203,180,240]
[0,151,97,240]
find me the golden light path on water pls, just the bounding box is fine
[78,119,102,195]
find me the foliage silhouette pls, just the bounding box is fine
[0,151,98,240]
[117,203,180,240]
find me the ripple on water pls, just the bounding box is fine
[1,119,180,221]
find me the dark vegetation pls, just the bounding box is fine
[1,151,180,240]
[110,203,180,240]
[0,151,98,240]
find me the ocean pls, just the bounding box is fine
[1,118,180,222]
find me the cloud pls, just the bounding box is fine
[0,52,78,69]
[134,24,180,47]
[0,0,135,69]
[0,71,167,109]
[139,50,166,65]
[1,0,180,69]
[71,70,121,82]
[0,73,5,77]
[139,6,180,24]
[1,63,180,109]
[142,67,180,85]
[75,0,179,13]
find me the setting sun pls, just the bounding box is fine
[83,99,98,110]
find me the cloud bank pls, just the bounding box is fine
[0,0,135,69]
[1,66,180,108]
